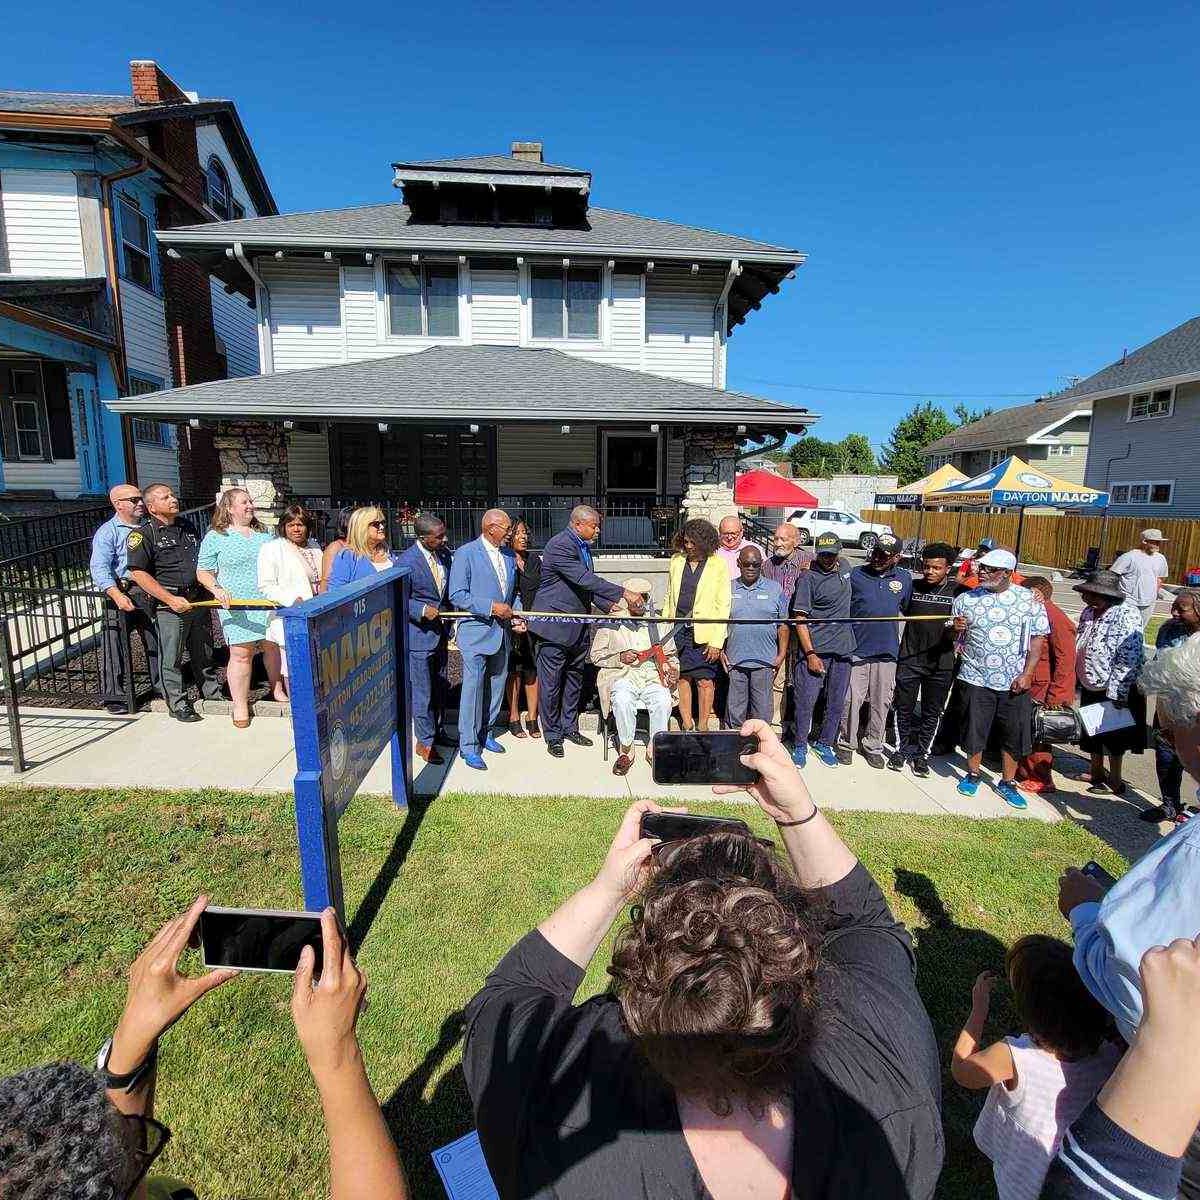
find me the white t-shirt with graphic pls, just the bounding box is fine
[952,585,1050,691]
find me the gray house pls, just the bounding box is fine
[1058,316,1200,517]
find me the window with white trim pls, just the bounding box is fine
[118,197,153,290]
[385,262,460,337]
[1110,480,1174,506]
[530,263,601,340]
[1048,443,1074,456]
[927,453,952,468]
[1128,388,1173,421]
[13,398,43,459]
[206,156,232,221]
[988,449,1006,468]
[128,378,171,446]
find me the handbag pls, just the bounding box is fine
[1032,704,1084,746]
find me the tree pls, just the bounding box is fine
[880,402,958,485]
[838,433,876,474]
[952,402,994,425]
[788,436,845,478]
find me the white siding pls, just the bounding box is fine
[343,264,394,361]
[120,281,172,382]
[135,443,180,491]
[195,123,257,215]
[260,259,344,371]
[3,459,81,497]
[0,169,85,276]
[644,265,721,385]
[471,266,521,345]
[209,278,259,377]
[497,423,597,493]
[287,429,331,494]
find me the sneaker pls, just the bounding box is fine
[887,749,907,772]
[791,743,807,769]
[812,742,839,768]
[863,750,887,770]
[996,780,1028,810]
[957,773,982,797]
[1139,804,1179,824]
[835,743,854,766]
[911,755,930,778]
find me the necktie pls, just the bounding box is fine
[427,551,444,593]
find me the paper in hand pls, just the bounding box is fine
[432,1130,499,1200]
[1078,701,1136,738]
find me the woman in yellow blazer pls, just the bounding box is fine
[663,517,731,731]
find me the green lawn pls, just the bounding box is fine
[0,786,1127,1199]
[1145,614,1165,645]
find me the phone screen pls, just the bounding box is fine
[199,908,324,975]
[651,732,760,786]
[1081,861,1118,889]
[640,811,752,842]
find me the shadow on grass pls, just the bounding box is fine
[894,868,1012,1200]
[348,798,432,953]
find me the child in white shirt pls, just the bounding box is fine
[951,934,1122,1200]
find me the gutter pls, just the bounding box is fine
[0,300,118,352]
[229,243,274,373]
[712,258,741,386]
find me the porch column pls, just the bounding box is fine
[212,420,289,514]
[681,425,739,526]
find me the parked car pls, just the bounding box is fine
[785,506,894,551]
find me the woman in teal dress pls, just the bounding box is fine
[197,488,280,727]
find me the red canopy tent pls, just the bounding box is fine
[734,470,819,508]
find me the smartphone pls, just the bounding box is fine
[199,906,324,976]
[640,811,752,842]
[1081,861,1117,889]
[651,731,760,786]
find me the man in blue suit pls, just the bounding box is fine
[532,505,640,758]
[397,512,454,765]
[449,508,521,771]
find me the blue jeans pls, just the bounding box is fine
[1156,732,1184,805]
[793,654,852,747]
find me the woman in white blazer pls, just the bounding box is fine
[257,504,323,696]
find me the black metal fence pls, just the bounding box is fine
[0,504,111,561]
[297,493,685,553]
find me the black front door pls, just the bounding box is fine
[330,424,495,500]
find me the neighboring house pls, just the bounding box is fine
[0,60,274,502]
[111,140,815,545]
[1053,315,1200,517]
[920,396,1092,489]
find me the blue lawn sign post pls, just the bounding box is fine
[281,566,412,917]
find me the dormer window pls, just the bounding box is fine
[530,264,600,340]
[206,156,232,221]
[386,261,460,337]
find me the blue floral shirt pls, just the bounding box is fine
[1075,600,1144,702]
[952,584,1050,691]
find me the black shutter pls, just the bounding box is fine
[43,364,76,461]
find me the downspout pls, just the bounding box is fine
[712,258,741,387]
[99,154,150,485]
[1097,441,1132,565]
[231,242,273,374]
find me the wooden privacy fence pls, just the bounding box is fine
[863,510,1200,583]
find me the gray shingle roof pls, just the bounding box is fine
[0,89,144,116]
[394,154,588,176]
[921,395,1091,454]
[109,344,815,428]
[156,202,801,261]
[1056,316,1200,401]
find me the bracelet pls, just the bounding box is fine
[775,808,819,827]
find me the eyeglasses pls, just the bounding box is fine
[120,1114,171,1199]
[977,564,1006,576]
[368,520,387,530]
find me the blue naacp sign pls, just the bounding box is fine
[281,566,412,915]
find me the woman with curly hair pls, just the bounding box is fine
[663,517,731,731]
[463,720,943,1200]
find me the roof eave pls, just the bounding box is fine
[1059,369,1200,406]
[392,168,590,192]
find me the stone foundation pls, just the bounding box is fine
[212,421,289,514]
[681,425,740,526]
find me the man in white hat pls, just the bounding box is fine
[1110,530,1170,629]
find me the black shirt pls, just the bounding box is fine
[675,560,703,619]
[124,516,203,599]
[792,559,855,658]
[515,552,543,612]
[463,863,943,1200]
[900,578,965,671]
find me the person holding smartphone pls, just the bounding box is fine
[463,720,942,1200]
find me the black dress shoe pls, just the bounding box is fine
[563,732,594,748]
[547,741,565,758]
[863,749,887,770]
[172,706,202,723]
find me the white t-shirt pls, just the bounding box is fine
[1110,548,1168,606]
[974,1035,1122,1200]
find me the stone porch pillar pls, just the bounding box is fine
[211,420,289,515]
[681,425,740,526]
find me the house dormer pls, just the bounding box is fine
[392,141,591,228]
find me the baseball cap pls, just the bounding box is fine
[977,548,1017,571]
[978,537,997,552]
[874,534,901,554]
[814,532,840,554]
[1141,528,1168,543]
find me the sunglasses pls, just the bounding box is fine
[368,520,387,530]
[120,1114,171,1199]
[114,495,142,504]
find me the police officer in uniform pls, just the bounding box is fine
[125,483,222,722]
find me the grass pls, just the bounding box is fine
[0,786,1127,1199]
[1145,614,1165,645]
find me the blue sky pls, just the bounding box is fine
[6,0,1199,451]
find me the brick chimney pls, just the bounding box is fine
[510,140,544,164]
[129,60,191,106]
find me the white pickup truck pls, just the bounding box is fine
[784,506,894,551]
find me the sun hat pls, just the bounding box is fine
[1141,528,1168,543]
[1072,569,1126,602]
[977,549,1017,571]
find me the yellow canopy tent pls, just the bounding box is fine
[873,463,969,550]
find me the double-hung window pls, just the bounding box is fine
[13,397,43,459]
[530,263,601,340]
[1128,388,1173,421]
[206,157,232,221]
[386,262,460,338]
[1048,443,1074,457]
[118,198,153,290]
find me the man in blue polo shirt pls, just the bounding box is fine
[839,534,912,768]
[724,545,788,726]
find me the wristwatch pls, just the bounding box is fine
[96,1036,158,1092]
